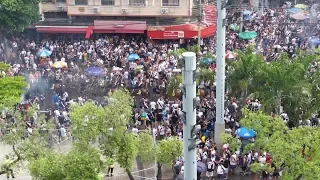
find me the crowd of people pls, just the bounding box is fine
[0,2,319,179]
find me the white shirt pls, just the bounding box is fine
[150,101,156,110]
[217,165,224,174]
[157,99,164,110]
[132,128,139,134]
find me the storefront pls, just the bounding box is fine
[93,21,147,34]
[147,23,216,40]
[36,26,94,39]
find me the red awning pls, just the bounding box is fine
[93,21,147,34]
[85,26,94,39]
[36,26,88,34]
[147,24,216,39]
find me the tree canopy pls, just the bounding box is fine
[241,110,320,179]
[0,0,40,33]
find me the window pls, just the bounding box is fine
[129,0,145,6]
[75,0,88,5]
[162,0,179,6]
[101,0,115,5]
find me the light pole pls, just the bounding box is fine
[181,52,198,180]
[214,0,226,149]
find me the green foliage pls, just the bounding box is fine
[241,111,320,179]
[264,127,320,179]
[250,162,274,174]
[64,146,101,180]
[166,75,182,96]
[70,89,137,171]
[227,46,264,100]
[220,133,240,152]
[116,132,139,170]
[28,146,102,180]
[189,45,201,53]
[156,137,183,165]
[0,0,40,33]
[137,132,155,163]
[0,76,27,108]
[197,68,215,85]
[240,109,287,150]
[0,62,10,72]
[168,48,187,59]
[28,151,65,180]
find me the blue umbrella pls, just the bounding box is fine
[86,66,104,76]
[197,161,207,172]
[236,127,256,139]
[200,58,214,65]
[243,10,251,15]
[311,38,320,45]
[127,54,140,61]
[37,49,52,57]
[288,8,303,14]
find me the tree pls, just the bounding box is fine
[253,54,314,117]
[155,137,183,180]
[136,132,156,179]
[240,109,287,150]
[0,63,26,108]
[0,0,40,33]
[264,127,320,180]
[220,133,240,152]
[240,111,320,179]
[226,46,264,106]
[70,89,137,179]
[28,145,102,180]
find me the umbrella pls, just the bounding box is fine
[236,127,256,139]
[225,52,236,59]
[230,24,236,30]
[243,10,251,15]
[197,161,207,172]
[37,49,52,57]
[52,61,67,68]
[287,8,303,14]
[311,38,320,45]
[295,4,307,9]
[239,31,258,40]
[290,13,309,20]
[200,58,214,65]
[86,66,104,76]
[127,54,140,61]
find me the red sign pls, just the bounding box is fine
[163,31,184,38]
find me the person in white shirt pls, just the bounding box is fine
[150,101,156,110]
[132,126,139,135]
[157,98,164,110]
[217,162,225,179]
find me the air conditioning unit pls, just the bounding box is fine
[40,13,45,22]
[57,6,64,11]
[93,7,100,13]
[161,8,169,14]
[122,8,128,13]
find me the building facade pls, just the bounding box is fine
[40,0,193,18]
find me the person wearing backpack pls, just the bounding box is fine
[206,160,215,180]
[217,161,225,180]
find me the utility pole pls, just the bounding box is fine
[197,0,203,53]
[214,0,226,150]
[180,52,198,180]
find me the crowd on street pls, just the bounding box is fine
[0,2,320,179]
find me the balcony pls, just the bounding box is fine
[66,0,192,17]
[40,0,67,12]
